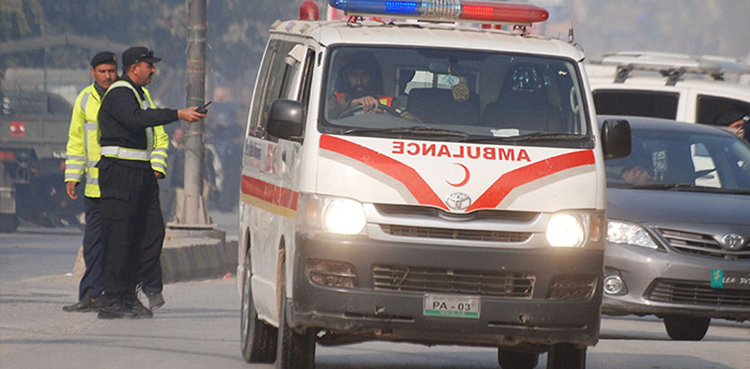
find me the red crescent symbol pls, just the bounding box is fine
[446,163,470,187]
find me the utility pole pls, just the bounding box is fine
[182,0,209,225]
[164,0,225,280]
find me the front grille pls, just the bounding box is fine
[375,204,538,222]
[548,275,597,300]
[372,264,535,299]
[648,279,750,308]
[657,228,750,260]
[380,224,531,243]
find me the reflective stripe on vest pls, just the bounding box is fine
[100,146,150,160]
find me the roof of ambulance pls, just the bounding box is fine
[269,19,584,61]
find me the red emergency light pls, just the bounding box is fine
[328,0,549,24]
[300,0,320,20]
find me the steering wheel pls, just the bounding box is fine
[338,103,402,119]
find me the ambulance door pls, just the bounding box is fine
[241,39,313,324]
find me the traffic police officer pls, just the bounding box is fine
[96,46,205,319]
[63,51,172,313]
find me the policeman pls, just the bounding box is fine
[96,46,205,319]
[62,52,171,313]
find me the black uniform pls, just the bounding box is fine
[97,75,178,314]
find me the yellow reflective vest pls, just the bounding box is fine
[64,83,169,198]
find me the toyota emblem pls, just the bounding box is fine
[720,233,746,251]
[445,192,471,210]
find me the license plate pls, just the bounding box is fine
[423,294,480,319]
[711,269,750,290]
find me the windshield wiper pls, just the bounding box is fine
[628,183,750,195]
[340,126,469,139]
[462,132,587,143]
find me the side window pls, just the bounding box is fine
[248,39,279,137]
[250,41,300,140]
[695,95,750,127]
[299,49,316,115]
[691,143,719,187]
[593,90,678,119]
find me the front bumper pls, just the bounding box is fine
[602,242,750,321]
[290,234,603,347]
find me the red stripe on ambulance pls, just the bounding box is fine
[467,150,595,211]
[320,135,449,210]
[241,175,299,211]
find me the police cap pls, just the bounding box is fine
[90,51,117,68]
[122,46,162,70]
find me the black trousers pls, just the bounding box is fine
[98,157,164,298]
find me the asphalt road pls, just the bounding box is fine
[1,221,749,369]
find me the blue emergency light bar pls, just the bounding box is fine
[328,0,548,24]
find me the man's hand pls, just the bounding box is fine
[154,171,165,180]
[65,181,79,200]
[351,96,381,113]
[178,106,207,122]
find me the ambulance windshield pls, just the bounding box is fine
[322,46,591,144]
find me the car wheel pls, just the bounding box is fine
[498,348,539,369]
[546,343,586,369]
[275,262,316,369]
[663,315,710,341]
[240,251,277,363]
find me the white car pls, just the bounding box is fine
[586,51,750,131]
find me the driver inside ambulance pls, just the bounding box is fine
[328,51,420,122]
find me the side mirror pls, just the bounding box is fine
[601,119,632,160]
[267,99,304,140]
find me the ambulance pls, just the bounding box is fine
[237,1,631,368]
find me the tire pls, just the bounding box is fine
[275,263,316,369]
[240,251,277,363]
[546,343,586,369]
[663,315,710,341]
[498,349,540,369]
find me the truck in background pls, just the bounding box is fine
[0,67,90,232]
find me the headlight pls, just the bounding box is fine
[323,198,366,235]
[546,213,585,248]
[607,220,658,249]
[298,194,366,235]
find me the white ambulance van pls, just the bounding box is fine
[237,1,631,368]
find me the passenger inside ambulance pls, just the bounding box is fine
[482,63,565,133]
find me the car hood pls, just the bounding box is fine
[607,188,750,229]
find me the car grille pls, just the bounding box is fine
[380,224,531,243]
[372,264,535,299]
[656,228,750,260]
[648,279,750,308]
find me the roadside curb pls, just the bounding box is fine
[72,235,238,283]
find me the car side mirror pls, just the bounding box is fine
[267,99,304,141]
[601,119,632,160]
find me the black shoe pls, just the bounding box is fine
[145,292,165,311]
[97,300,137,320]
[124,295,153,319]
[63,296,101,313]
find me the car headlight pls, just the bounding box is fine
[606,220,659,249]
[298,194,366,235]
[546,213,585,248]
[323,198,366,235]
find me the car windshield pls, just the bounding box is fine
[320,46,590,146]
[606,126,750,192]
